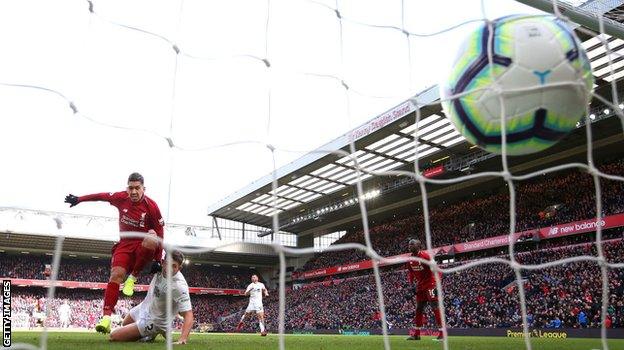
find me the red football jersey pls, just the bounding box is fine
[405,250,439,290]
[78,191,164,242]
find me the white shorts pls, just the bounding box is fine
[245,302,264,314]
[129,304,165,339]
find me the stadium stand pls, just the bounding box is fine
[10,287,240,330]
[301,159,624,271]
[291,228,624,285]
[218,239,623,332]
[0,254,259,288]
[9,235,623,332]
[5,159,624,332]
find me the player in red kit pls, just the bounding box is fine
[405,239,444,341]
[64,172,164,334]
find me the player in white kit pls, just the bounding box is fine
[58,300,71,328]
[110,251,194,344]
[236,274,269,336]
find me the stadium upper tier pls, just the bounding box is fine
[208,26,624,238]
[300,158,624,271]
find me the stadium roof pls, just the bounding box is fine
[209,7,624,237]
[207,86,456,228]
[0,232,283,266]
[0,207,285,267]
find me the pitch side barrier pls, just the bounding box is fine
[288,328,624,338]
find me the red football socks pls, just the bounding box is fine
[414,310,424,327]
[103,281,120,316]
[434,308,442,327]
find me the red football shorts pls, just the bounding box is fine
[110,240,142,271]
[416,286,438,303]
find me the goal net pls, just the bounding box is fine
[1,1,624,350]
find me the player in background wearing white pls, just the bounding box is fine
[58,300,71,328]
[236,274,269,336]
[110,251,194,344]
[33,296,46,328]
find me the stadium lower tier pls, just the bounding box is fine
[11,239,623,332]
[225,240,624,332]
[11,288,237,330]
[0,253,258,288]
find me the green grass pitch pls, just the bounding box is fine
[10,331,624,350]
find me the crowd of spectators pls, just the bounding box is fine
[8,234,624,332]
[11,287,241,329]
[219,239,624,331]
[0,254,257,289]
[11,289,137,329]
[302,159,624,271]
[6,158,624,332]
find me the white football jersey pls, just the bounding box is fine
[58,304,71,318]
[141,271,192,329]
[246,282,266,304]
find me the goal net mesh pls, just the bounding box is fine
[2,1,624,350]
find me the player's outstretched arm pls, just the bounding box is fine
[65,192,123,207]
[263,287,269,297]
[174,310,194,345]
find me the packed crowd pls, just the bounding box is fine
[443,239,624,329]
[11,289,137,329]
[302,159,624,271]
[0,254,256,289]
[11,287,241,329]
[9,239,623,331]
[222,239,624,331]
